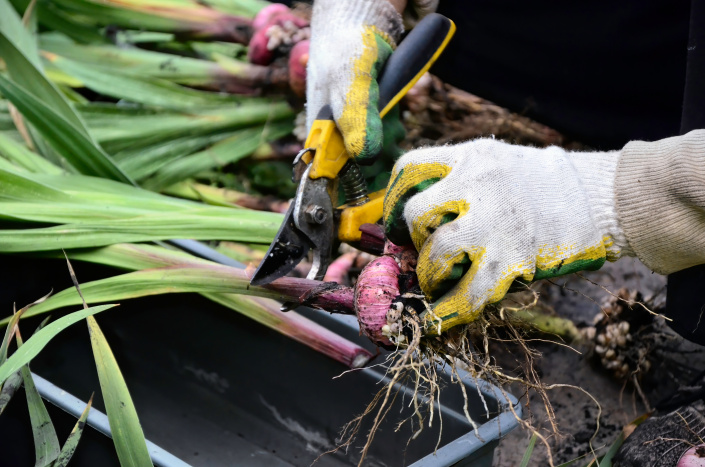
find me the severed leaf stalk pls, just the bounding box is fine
[205,294,370,369]
[13,262,354,320]
[6,243,371,368]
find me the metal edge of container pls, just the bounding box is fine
[409,369,522,466]
[32,372,192,467]
[34,368,521,467]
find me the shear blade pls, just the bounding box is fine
[250,203,311,286]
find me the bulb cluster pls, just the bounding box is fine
[594,321,633,378]
[266,22,311,52]
[381,292,427,346]
[382,301,407,344]
[589,288,653,380]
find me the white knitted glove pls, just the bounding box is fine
[383,139,633,332]
[306,0,403,162]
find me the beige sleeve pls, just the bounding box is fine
[615,129,705,274]
[403,0,439,28]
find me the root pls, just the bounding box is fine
[329,242,630,466]
[331,290,602,467]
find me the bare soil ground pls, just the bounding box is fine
[493,259,693,466]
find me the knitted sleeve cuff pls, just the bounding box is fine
[570,150,632,260]
[614,130,705,274]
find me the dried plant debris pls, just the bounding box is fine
[295,73,584,150]
[614,401,705,467]
[401,74,588,150]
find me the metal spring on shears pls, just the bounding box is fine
[339,160,369,206]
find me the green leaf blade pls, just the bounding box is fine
[144,122,293,190]
[86,316,152,467]
[18,265,278,318]
[0,0,43,68]
[520,433,538,467]
[0,369,22,415]
[0,304,116,384]
[0,75,133,183]
[21,366,61,467]
[47,55,238,109]
[0,30,85,135]
[0,132,63,174]
[0,290,51,366]
[52,394,93,467]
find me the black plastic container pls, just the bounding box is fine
[0,257,520,466]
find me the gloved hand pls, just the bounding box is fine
[306,0,404,163]
[383,138,633,333]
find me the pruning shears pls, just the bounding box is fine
[250,13,456,287]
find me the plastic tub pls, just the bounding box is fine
[0,257,521,466]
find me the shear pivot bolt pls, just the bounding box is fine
[305,205,327,224]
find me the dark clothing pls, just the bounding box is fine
[667,0,705,346]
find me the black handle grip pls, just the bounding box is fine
[378,13,455,114]
[314,13,455,122]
